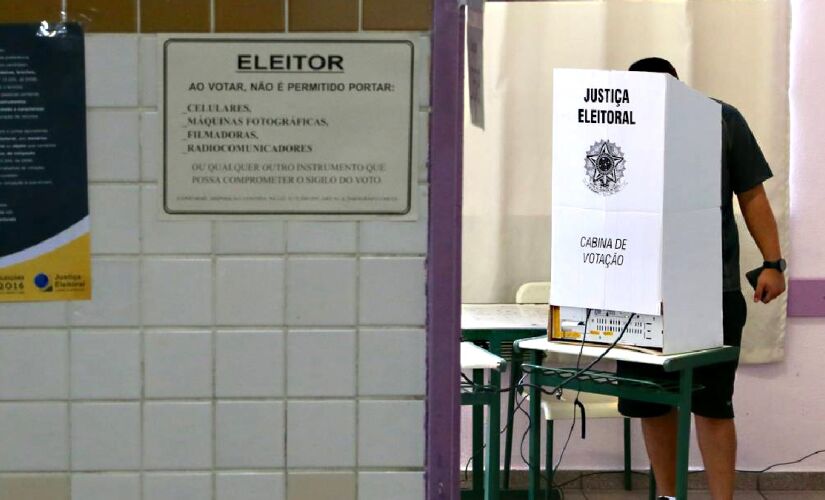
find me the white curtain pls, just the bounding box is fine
[462,0,790,363]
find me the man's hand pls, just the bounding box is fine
[754,268,786,303]
[738,184,786,304]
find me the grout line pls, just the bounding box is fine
[66,327,73,474]
[0,466,424,475]
[137,155,147,500]
[282,214,290,489]
[0,396,424,404]
[87,251,427,258]
[210,217,218,500]
[354,194,362,498]
[4,324,426,332]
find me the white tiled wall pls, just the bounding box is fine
[0,33,429,499]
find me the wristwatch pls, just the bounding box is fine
[763,258,787,272]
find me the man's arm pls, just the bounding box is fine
[737,183,786,303]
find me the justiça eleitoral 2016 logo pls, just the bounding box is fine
[34,273,53,292]
[584,140,626,196]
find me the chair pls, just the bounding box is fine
[507,282,635,494]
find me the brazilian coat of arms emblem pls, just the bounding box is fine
[584,140,626,195]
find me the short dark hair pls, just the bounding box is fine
[628,57,679,79]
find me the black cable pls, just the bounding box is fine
[550,309,592,481]
[461,407,523,481]
[736,449,825,500]
[516,310,636,497]
[530,312,637,395]
[514,390,567,500]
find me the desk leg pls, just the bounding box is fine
[675,368,693,500]
[473,369,484,496]
[486,367,501,500]
[528,351,542,500]
[504,349,520,490]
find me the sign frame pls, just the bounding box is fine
[159,34,422,220]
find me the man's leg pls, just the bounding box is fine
[641,408,678,497]
[695,415,737,500]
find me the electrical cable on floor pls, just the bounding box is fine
[737,448,825,500]
[545,449,825,497]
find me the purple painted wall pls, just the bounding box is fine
[426,0,464,498]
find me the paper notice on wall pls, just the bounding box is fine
[467,0,485,129]
[0,23,91,303]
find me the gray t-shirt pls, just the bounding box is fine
[719,101,773,291]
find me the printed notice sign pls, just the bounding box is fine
[0,23,91,303]
[161,37,418,217]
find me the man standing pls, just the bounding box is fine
[617,57,786,500]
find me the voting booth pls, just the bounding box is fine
[549,69,723,354]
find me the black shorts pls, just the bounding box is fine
[616,291,748,419]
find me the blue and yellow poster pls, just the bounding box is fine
[0,23,90,302]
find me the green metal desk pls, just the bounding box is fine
[461,304,550,495]
[461,342,508,500]
[514,337,740,500]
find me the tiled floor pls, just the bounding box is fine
[562,491,824,499]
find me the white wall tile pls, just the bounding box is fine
[145,331,212,398]
[72,473,140,500]
[216,473,284,500]
[143,403,212,470]
[87,110,140,181]
[287,472,355,500]
[0,403,68,470]
[359,258,426,325]
[70,258,140,326]
[70,330,141,400]
[287,330,355,397]
[144,473,211,500]
[85,35,138,107]
[141,112,161,181]
[88,185,140,254]
[358,401,425,467]
[286,258,356,326]
[216,258,284,326]
[286,222,357,253]
[0,301,66,327]
[216,402,284,468]
[0,331,68,400]
[139,36,158,107]
[286,401,355,467]
[71,403,140,471]
[215,221,286,254]
[359,329,425,396]
[141,186,212,254]
[358,472,424,500]
[360,185,428,254]
[215,330,283,398]
[142,258,212,326]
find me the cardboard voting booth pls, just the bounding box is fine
[549,69,723,354]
